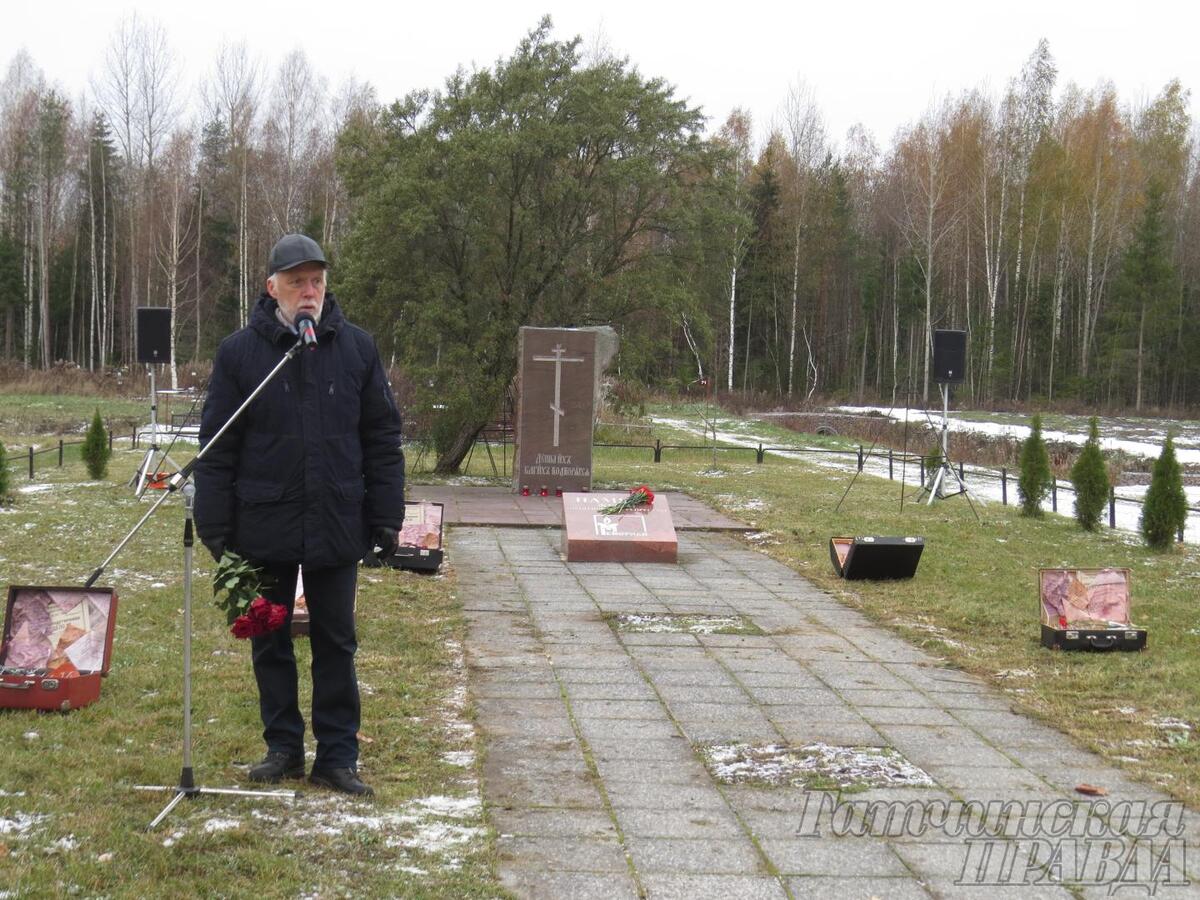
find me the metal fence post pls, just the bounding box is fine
[653,439,662,463]
[857,445,864,472]
[1109,489,1116,528]
[919,456,925,485]
[756,443,764,464]
[958,460,964,481]
[58,439,64,467]
[1051,481,1057,512]
[888,448,894,480]
[109,430,114,452]
[29,446,34,479]
[1001,468,1007,505]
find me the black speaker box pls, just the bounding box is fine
[932,329,967,384]
[136,307,172,364]
[830,536,924,580]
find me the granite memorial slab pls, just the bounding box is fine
[561,492,678,563]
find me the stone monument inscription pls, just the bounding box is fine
[514,328,597,494]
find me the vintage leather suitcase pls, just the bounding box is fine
[829,535,924,580]
[1038,568,1147,652]
[384,501,445,573]
[0,585,118,711]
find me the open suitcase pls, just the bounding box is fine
[1,585,118,711]
[1039,567,1147,651]
[384,501,445,573]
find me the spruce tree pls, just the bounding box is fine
[81,409,111,480]
[1018,414,1053,517]
[1140,432,1187,549]
[0,440,11,504]
[1070,417,1110,531]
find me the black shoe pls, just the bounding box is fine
[248,751,305,783]
[309,766,374,797]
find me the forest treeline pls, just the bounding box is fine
[1,18,1196,461]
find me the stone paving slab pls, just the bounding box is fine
[454,524,1200,898]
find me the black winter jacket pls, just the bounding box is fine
[194,292,405,569]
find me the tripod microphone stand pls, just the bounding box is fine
[136,483,295,828]
[86,337,309,829]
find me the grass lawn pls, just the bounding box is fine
[1,440,503,898]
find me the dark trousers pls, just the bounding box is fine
[252,561,360,769]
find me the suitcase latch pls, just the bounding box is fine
[41,678,60,690]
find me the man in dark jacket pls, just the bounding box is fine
[195,233,404,797]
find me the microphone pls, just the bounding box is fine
[296,315,318,351]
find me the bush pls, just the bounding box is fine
[1070,416,1110,531]
[81,408,112,480]
[0,440,10,504]
[1140,432,1187,550]
[1017,413,1053,517]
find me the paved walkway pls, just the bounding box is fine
[452,524,1200,899]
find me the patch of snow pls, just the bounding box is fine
[19,484,53,494]
[23,732,39,741]
[0,790,27,797]
[615,612,750,635]
[702,741,935,788]
[203,818,242,833]
[442,750,475,768]
[45,835,79,853]
[897,621,969,651]
[1147,718,1192,732]
[994,669,1035,679]
[745,532,779,545]
[387,821,483,853]
[0,812,47,836]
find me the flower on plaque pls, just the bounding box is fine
[213,550,285,640]
[599,485,656,516]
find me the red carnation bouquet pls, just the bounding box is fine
[599,485,655,515]
[213,550,286,640]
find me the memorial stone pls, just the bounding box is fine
[561,492,678,563]
[514,327,605,494]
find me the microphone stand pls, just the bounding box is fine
[84,336,309,828]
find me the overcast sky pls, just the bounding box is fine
[7,0,1198,151]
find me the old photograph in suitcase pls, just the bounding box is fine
[1,586,118,710]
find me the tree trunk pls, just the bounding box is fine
[434,417,490,474]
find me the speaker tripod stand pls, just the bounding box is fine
[129,366,182,497]
[915,383,981,521]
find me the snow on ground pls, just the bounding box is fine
[701,742,935,788]
[834,405,1200,467]
[650,414,1200,545]
[614,613,752,634]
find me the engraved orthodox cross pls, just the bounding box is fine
[532,343,585,447]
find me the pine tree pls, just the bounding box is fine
[0,440,11,504]
[1070,417,1110,531]
[81,409,111,480]
[1018,413,1053,517]
[1140,432,1187,549]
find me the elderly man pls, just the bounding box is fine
[195,233,404,797]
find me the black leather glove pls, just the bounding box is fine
[371,526,399,563]
[201,533,227,563]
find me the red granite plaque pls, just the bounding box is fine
[561,492,678,563]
